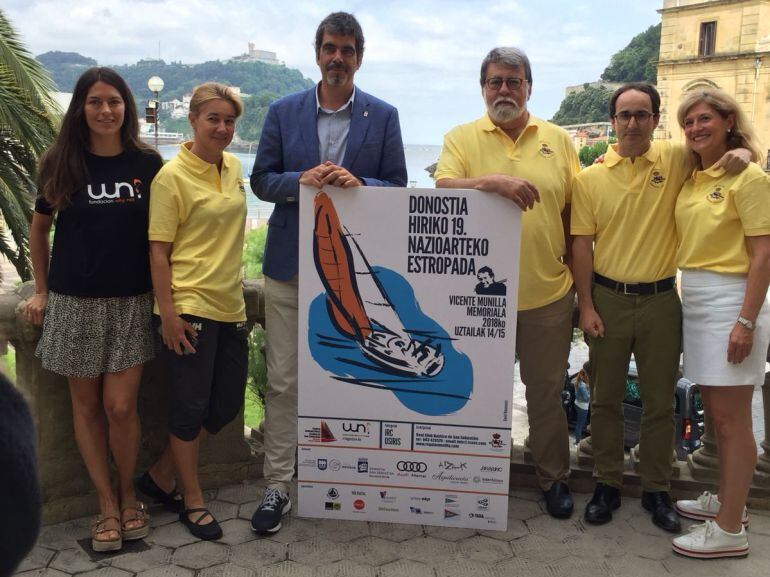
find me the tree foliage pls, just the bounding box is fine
[36,51,313,141]
[601,24,661,84]
[578,141,610,167]
[551,85,612,126]
[0,11,59,280]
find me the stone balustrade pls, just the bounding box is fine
[0,280,266,524]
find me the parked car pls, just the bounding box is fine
[562,359,703,460]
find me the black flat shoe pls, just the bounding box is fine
[543,481,574,519]
[180,507,222,541]
[584,483,621,525]
[642,491,681,533]
[135,471,183,513]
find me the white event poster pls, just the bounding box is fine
[296,184,521,530]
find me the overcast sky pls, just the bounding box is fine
[4,0,662,144]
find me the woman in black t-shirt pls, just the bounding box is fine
[23,68,162,552]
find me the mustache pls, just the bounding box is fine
[327,61,347,71]
[493,97,518,108]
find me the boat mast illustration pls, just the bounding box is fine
[313,191,445,378]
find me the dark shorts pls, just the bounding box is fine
[157,315,249,441]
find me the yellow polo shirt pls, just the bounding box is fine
[571,141,692,282]
[435,114,579,311]
[149,142,247,322]
[676,163,770,274]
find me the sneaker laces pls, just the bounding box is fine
[697,491,718,509]
[261,488,284,512]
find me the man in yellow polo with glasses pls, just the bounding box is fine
[572,82,749,532]
[436,46,579,520]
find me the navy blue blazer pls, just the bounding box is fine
[250,86,407,281]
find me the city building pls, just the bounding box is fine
[655,0,770,166]
[230,43,283,65]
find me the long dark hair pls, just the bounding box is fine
[37,67,157,210]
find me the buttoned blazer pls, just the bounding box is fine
[250,86,407,281]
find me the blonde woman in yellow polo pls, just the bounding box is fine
[672,89,770,559]
[141,83,247,541]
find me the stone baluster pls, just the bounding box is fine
[754,359,770,486]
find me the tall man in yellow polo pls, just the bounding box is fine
[572,82,750,532]
[436,46,579,519]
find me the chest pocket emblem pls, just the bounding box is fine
[707,186,725,203]
[539,142,554,158]
[238,179,246,194]
[649,170,665,188]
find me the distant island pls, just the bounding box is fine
[37,49,315,143]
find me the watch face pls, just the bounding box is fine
[738,317,755,330]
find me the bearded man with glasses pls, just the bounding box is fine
[435,46,579,519]
[571,82,750,531]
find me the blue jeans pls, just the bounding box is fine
[574,407,588,443]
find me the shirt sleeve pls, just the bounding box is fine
[570,172,596,236]
[148,176,182,242]
[735,172,770,237]
[34,195,54,215]
[562,134,580,205]
[433,128,468,181]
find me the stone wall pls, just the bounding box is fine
[0,280,265,524]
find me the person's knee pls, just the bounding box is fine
[104,398,138,424]
[72,394,103,421]
[169,401,208,442]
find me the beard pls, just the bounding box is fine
[487,97,524,124]
[326,62,349,86]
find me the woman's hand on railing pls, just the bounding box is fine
[23,293,48,326]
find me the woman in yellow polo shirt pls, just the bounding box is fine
[141,83,248,541]
[672,89,770,559]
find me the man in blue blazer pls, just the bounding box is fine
[249,11,407,534]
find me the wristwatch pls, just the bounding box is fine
[737,316,755,331]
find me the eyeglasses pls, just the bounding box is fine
[484,77,527,91]
[321,43,356,58]
[614,110,655,125]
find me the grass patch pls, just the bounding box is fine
[244,385,264,429]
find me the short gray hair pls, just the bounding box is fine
[480,47,532,88]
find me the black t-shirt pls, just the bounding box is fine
[35,148,163,297]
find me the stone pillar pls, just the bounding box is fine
[0,280,266,524]
[754,360,770,486]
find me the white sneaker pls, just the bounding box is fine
[672,520,749,559]
[675,492,749,528]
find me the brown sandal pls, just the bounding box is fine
[121,501,150,541]
[91,515,122,552]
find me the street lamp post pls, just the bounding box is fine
[147,76,165,150]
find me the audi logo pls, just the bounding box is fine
[397,461,428,472]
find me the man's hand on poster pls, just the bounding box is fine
[300,161,362,189]
[474,173,540,211]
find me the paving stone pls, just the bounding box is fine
[137,566,195,577]
[237,501,260,521]
[313,560,377,577]
[424,525,477,542]
[218,483,263,505]
[345,536,402,566]
[262,515,318,544]
[36,520,91,551]
[78,568,134,577]
[494,557,551,577]
[172,541,230,570]
[15,569,71,577]
[197,563,256,577]
[625,510,673,537]
[254,560,314,577]
[562,532,627,559]
[317,520,369,543]
[605,556,669,577]
[509,534,569,563]
[457,535,512,563]
[15,546,56,572]
[230,539,287,568]
[206,500,240,523]
[146,521,200,548]
[525,515,584,541]
[545,557,614,577]
[615,531,676,561]
[216,519,258,546]
[477,518,528,541]
[399,535,459,565]
[749,510,770,536]
[111,544,172,572]
[507,496,545,520]
[663,553,749,574]
[436,559,502,577]
[369,522,423,542]
[148,508,180,528]
[49,548,103,574]
[288,537,349,565]
[509,488,544,502]
[379,559,435,577]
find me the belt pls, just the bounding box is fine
[593,273,676,296]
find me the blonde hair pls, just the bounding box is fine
[188,82,243,118]
[677,88,763,164]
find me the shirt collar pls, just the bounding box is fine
[316,83,356,114]
[480,112,538,137]
[178,141,231,174]
[605,140,660,168]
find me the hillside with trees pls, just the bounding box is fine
[36,51,314,141]
[551,23,660,126]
